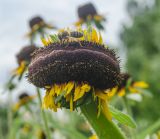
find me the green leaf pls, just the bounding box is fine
[80,102,126,139]
[50,34,59,42]
[109,105,137,128]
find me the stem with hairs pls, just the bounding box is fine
[80,102,126,139]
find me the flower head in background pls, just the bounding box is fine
[36,129,46,139]
[14,45,37,79]
[13,92,36,111]
[109,73,149,97]
[4,45,37,92]
[27,16,56,42]
[75,3,106,30]
[27,27,121,120]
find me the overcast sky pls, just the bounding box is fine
[0,0,128,102]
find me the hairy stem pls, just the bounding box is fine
[80,102,126,139]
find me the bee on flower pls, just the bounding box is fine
[75,3,106,30]
[27,27,121,120]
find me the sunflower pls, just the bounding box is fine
[109,73,149,97]
[13,92,36,111]
[27,16,56,39]
[27,27,121,120]
[75,3,106,30]
[14,45,37,78]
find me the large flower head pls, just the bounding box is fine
[27,27,121,119]
[75,3,106,30]
[109,73,149,97]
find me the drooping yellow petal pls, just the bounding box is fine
[70,95,73,112]
[98,32,103,44]
[64,81,74,96]
[50,86,56,96]
[105,87,118,99]
[42,90,57,112]
[73,85,82,101]
[118,88,126,97]
[128,86,139,93]
[54,84,63,96]
[91,28,98,43]
[94,15,104,21]
[133,81,149,88]
[95,89,108,101]
[14,61,26,75]
[73,84,91,101]
[101,99,112,121]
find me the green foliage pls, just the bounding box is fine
[109,105,136,128]
[121,0,160,132]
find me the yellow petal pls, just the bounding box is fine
[133,81,149,88]
[70,95,73,112]
[95,89,108,101]
[75,19,84,27]
[94,15,104,21]
[98,32,103,44]
[64,82,74,96]
[50,86,56,96]
[14,61,26,75]
[101,99,112,121]
[105,87,118,99]
[73,84,91,101]
[73,85,82,101]
[89,135,98,139]
[54,84,63,96]
[128,86,139,93]
[91,28,98,43]
[41,38,48,46]
[118,88,126,97]
[42,90,57,112]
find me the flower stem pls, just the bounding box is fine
[137,118,160,139]
[80,102,126,139]
[7,93,13,139]
[37,88,51,139]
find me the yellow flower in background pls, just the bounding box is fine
[75,3,106,30]
[27,16,56,38]
[13,92,36,111]
[108,73,149,97]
